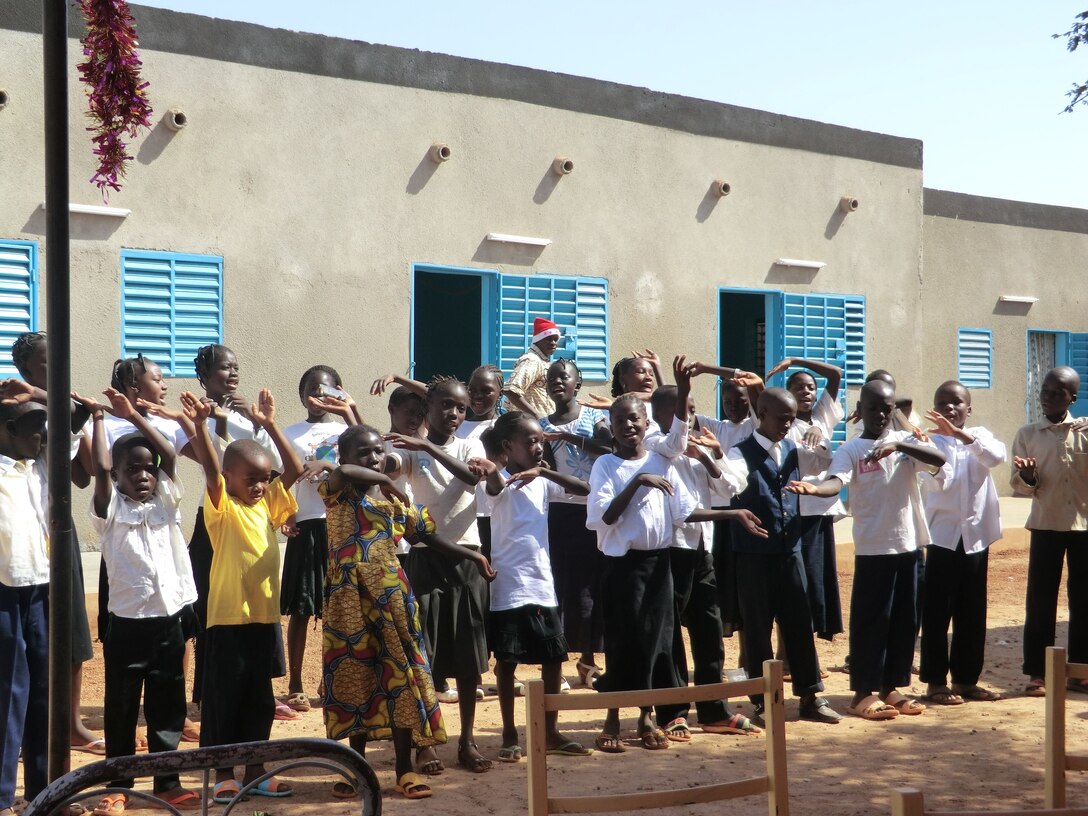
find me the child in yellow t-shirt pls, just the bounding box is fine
[181,389,303,804]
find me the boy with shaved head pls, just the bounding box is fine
[790,379,945,721]
[1011,366,1088,697]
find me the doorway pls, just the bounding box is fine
[411,266,493,384]
[718,290,771,376]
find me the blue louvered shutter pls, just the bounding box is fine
[779,293,866,443]
[957,328,992,389]
[496,274,609,382]
[121,250,223,376]
[0,240,39,377]
[1068,333,1088,418]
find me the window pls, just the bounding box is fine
[121,250,223,377]
[496,273,610,382]
[957,328,993,389]
[0,240,40,377]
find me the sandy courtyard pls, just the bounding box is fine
[16,526,1088,816]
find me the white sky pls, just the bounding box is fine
[135,1,1088,209]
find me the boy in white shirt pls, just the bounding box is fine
[919,381,1006,704]
[78,389,200,812]
[789,379,946,721]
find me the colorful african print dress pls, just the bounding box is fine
[319,481,446,745]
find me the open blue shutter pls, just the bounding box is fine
[121,250,222,376]
[843,295,866,385]
[957,328,992,389]
[1069,333,1088,418]
[0,240,39,377]
[497,274,609,382]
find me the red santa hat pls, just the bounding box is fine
[532,317,561,343]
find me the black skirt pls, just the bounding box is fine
[595,549,680,697]
[547,503,605,654]
[799,515,843,640]
[280,518,328,618]
[70,528,93,664]
[490,604,568,665]
[402,546,489,680]
[712,518,743,636]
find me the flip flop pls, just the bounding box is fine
[331,781,357,800]
[546,740,592,756]
[955,685,1002,702]
[639,728,671,750]
[155,789,200,811]
[181,720,200,743]
[883,691,926,715]
[594,732,626,754]
[846,694,899,721]
[662,717,693,742]
[923,688,965,705]
[285,692,312,712]
[72,738,107,756]
[91,793,127,815]
[1025,679,1046,697]
[251,778,293,797]
[212,780,242,804]
[273,703,300,721]
[577,661,602,687]
[498,745,523,763]
[395,772,433,800]
[701,713,761,735]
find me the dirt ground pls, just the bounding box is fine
[20,529,1088,816]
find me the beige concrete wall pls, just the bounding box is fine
[921,211,1088,493]
[1,26,929,543]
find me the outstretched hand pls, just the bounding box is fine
[864,443,898,463]
[307,394,353,419]
[179,391,213,423]
[0,378,36,405]
[732,509,769,539]
[785,479,819,495]
[924,410,958,437]
[103,387,136,420]
[801,426,825,451]
[140,398,187,423]
[672,354,691,390]
[71,391,108,416]
[731,371,764,389]
[507,467,544,489]
[370,375,396,396]
[633,348,661,367]
[467,457,497,479]
[1013,455,1037,483]
[578,392,613,410]
[384,432,427,452]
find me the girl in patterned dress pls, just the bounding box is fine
[314,424,495,800]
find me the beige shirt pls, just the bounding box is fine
[505,345,554,417]
[1010,414,1088,532]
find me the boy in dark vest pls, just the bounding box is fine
[722,388,841,725]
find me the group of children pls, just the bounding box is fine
[0,319,1084,814]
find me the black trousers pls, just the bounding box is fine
[103,610,192,792]
[919,541,989,687]
[657,546,729,725]
[200,623,276,769]
[1023,530,1088,677]
[736,550,823,705]
[850,552,917,693]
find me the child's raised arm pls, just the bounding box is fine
[71,393,113,519]
[104,387,177,480]
[507,466,590,497]
[180,391,220,502]
[786,475,844,498]
[370,373,426,398]
[384,432,478,487]
[138,398,199,459]
[306,394,359,426]
[867,438,946,469]
[325,463,409,505]
[687,361,765,403]
[634,349,665,387]
[766,358,843,399]
[251,388,303,488]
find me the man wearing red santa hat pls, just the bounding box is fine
[503,317,561,418]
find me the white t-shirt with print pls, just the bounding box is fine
[284,420,345,522]
[389,436,483,548]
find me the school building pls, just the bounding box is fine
[2,0,1087,535]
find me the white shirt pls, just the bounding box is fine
[587,451,697,557]
[284,420,345,522]
[457,418,497,517]
[384,438,415,555]
[485,469,563,610]
[698,413,755,454]
[103,413,189,456]
[722,431,789,498]
[90,474,197,618]
[670,448,729,551]
[390,436,483,548]
[788,391,846,517]
[207,411,281,470]
[644,415,690,460]
[827,430,941,556]
[0,456,50,587]
[922,428,1006,554]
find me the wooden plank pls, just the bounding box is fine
[1066,662,1088,680]
[1046,647,1067,809]
[541,678,764,712]
[892,789,926,816]
[1067,755,1088,772]
[763,660,789,816]
[548,777,770,813]
[526,680,550,816]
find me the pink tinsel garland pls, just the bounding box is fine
[77,0,153,201]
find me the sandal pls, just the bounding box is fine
[639,727,671,750]
[883,691,926,715]
[498,744,523,763]
[212,780,242,804]
[251,778,293,797]
[594,732,626,754]
[1025,678,1046,697]
[273,703,300,721]
[846,694,899,721]
[416,747,444,776]
[155,788,200,811]
[285,692,311,712]
[701,713,761,735]
[92,793,127,815]
[457,741,493,773]
[577,661,602,687]
[395,772,433,800]
[436,688,459,704]
[923,687,965,705]
[662,717,693,742]
[954,685,1002,702]
[72,738,107,756]
[546,740,592,756]
[181,719,200,743]
[331,781,358,800]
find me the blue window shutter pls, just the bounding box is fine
[497,274,609,382]
[0,240,39,377]
[843,295,866,385]
[957,328,993,389]
[1069,332,1088,418]
[121,250,223,376]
